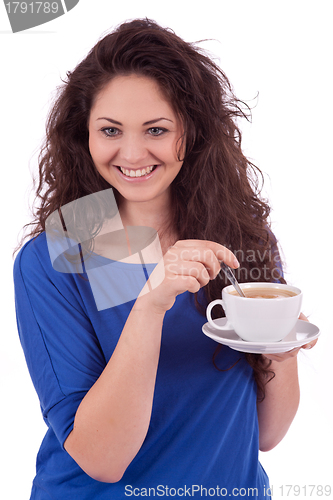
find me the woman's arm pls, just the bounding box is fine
[64,240,238,483]
[257,313,317,452]
[64,293,165,482]
[257,354,300,451]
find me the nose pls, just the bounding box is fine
[118,134,149,165]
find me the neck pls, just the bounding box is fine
[117,194,177,253]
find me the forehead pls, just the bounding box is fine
[90,74,176,118]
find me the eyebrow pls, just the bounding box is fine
[96,117,174,126]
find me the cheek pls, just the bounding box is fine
[89,135,111,165]
[156,138,182,164]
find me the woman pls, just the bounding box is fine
[14,18,315,499]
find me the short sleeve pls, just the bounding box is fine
[13,234,106,447]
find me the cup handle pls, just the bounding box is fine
[206,299,233,330]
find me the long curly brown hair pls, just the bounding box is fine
[23,18,285,400]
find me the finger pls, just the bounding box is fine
[263,348,300,362]
[302,338,318,350]
[164,275,202,296]
[180,275,202,294]
[166,259,211,287]
[299,312,309,322]
[168,246,221,280]
[174,240,240,270]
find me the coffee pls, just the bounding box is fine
[229,287,297,299]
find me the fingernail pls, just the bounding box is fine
[233,258,240,268]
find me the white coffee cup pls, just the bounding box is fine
[206,282,302,342]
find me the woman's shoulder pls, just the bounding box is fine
[14,232,51,278]
[13,231,90,316]
[13,231,78,291]
[15,230,83,276]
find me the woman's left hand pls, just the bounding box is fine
[263,312,318,363]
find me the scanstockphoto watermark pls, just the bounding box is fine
[124,484,273,497]
[3,0,80,33]
[166,246,283,282]
[125,484,332,497]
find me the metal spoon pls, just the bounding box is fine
[220,262,246,298]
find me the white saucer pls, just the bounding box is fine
[202,318,320,354]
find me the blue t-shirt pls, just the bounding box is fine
[14,233,271,499]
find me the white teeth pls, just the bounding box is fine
[120,166,154,178]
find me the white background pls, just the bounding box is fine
[1,0,332,498]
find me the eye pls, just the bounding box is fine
[148,127,168,137]
[101,127,120,137]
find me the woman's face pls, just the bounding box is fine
[88,74,184,207]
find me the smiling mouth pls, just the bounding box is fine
[118,165,157,178]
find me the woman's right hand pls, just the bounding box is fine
[140,239,240,315]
